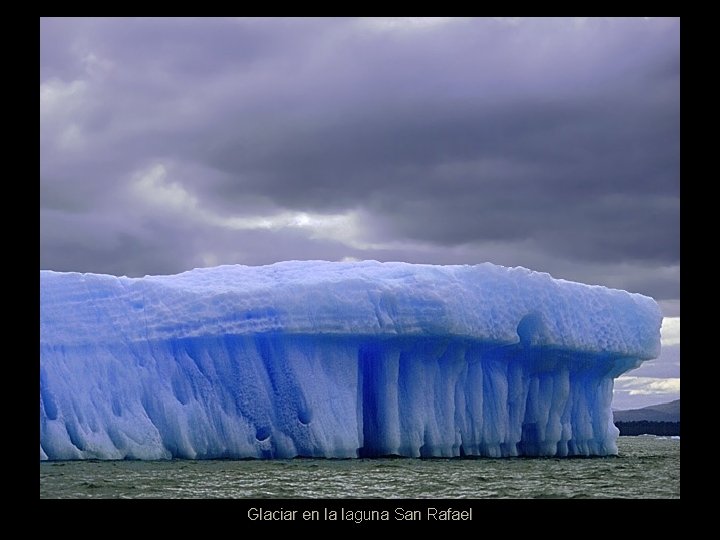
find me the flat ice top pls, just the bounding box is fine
[40,260,661,358]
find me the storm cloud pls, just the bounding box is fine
[40,17,679,315]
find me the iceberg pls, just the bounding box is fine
[39,261,661,460]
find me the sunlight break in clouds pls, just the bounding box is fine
[132,163,362,246]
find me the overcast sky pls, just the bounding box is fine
[40,17,679,409]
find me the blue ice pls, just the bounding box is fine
[40,261,661,460]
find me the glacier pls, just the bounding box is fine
[39,261,662,460]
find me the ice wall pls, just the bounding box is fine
[39,261,662,460]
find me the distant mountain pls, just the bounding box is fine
[613,399,680,423]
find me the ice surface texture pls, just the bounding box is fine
[40,261,661,460]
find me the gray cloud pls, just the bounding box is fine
[625,345,680,379]
[40,17,679,311]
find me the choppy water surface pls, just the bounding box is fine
[40,436,679,499]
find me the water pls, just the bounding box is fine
[39,436,679,499]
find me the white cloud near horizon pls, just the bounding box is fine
[661,316,680,346]
[612,315,680,409]
[614,376,680,395]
